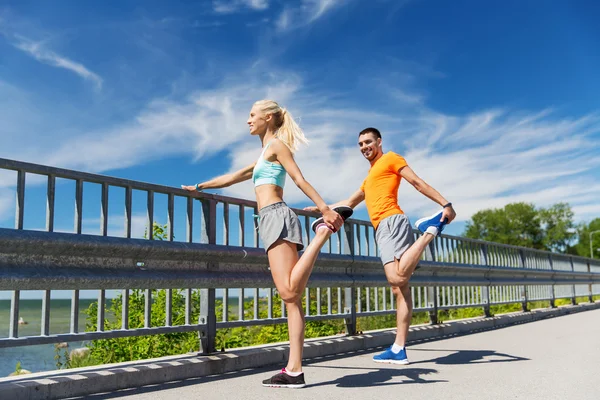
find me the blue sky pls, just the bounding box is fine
[1,1,600,254]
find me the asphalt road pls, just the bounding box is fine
[80,308,600,400]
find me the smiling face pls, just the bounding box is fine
[247,105,271,136]
[358,131,382,162]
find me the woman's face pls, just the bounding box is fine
[247,105,270,136]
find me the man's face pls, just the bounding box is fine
[358,132,381,161]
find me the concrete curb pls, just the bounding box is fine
[1,302,598,399]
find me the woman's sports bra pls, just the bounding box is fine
[252,140,286,188]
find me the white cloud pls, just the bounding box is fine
[277,0,344,31]
[0,189,12,224]
[11,35,103,90]
[389,109,600,223]
[572,203,600,219]
[33,75,301,173]
[0,80,64,153]
[79,214,148,238]
[49,214,148,239]
[1,62,599,229]
[216,86,600,226]
[213,0,269,14]
[0,169,16,189]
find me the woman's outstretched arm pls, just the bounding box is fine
[182,162,256,191]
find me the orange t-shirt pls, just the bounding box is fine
[360,152,408,229]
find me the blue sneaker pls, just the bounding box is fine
[415,210,447,236]
[373,346,410,365]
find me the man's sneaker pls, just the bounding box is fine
[310,206,354,233]
[262,369,306,388]
[373,347,410,365]
[415,210,448,236]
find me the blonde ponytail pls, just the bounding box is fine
[253,100,308,153]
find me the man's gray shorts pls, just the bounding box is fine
[258,202,304,252]
[375,213,415,266]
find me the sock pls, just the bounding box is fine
[316,223,333,233]
[283,368,303,377]
[391,343,404,354]
[425,226,438,236]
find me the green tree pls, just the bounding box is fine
[464,202,543,249]
[85,289,202,364]
[568,218,600,257]
[464,202,579,253]
[539,202,576,253]
[144,222,169,241]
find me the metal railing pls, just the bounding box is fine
[0,157,599,353]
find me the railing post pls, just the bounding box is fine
[569,256,577,306]
[199,288,216,354]
[199,198,217,354]
[15,170,25,230]
[343,222,357,335]
[481,244,492,317]
[9,290,20,339]
[427,286,438,325]
[588,261,594,303]
[344,287,357,335]
[549,254,556,308]
[521,287,529,312]
[519,250,529,312]
[427,241,438,324]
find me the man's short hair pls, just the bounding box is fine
[358,127,382,139]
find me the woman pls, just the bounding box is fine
[182,99,352,388]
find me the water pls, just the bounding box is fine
[0,299,94,378]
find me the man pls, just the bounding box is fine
[306,127,456,364]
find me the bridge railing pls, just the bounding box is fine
[1,157,599,353]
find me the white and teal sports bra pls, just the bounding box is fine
[252,140,287,188]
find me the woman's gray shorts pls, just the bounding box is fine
[375,213,415,266]
[258,202,304,252]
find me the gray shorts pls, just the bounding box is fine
[375,213,415,266]
[258,202,304,252]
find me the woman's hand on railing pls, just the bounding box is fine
[181,184,202,192]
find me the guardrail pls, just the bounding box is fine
[1,157,599,353]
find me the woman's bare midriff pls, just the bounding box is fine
[255,185,285,210]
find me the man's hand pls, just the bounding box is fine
[322,208,344,232]
[441,205,456,224]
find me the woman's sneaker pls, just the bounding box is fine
[373,346,410,365]
[310,206,353,233]
[415,210,448,236]
[262,369,306,388]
